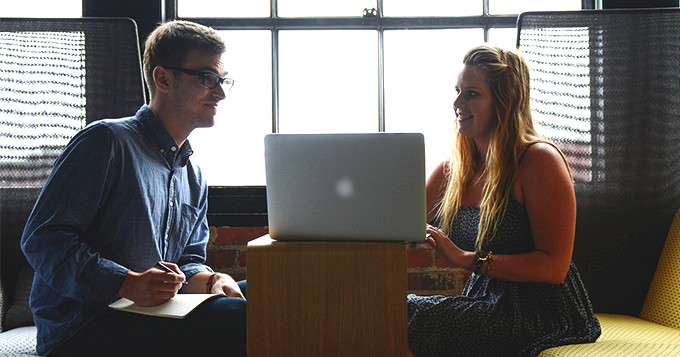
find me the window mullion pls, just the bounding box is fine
[271,0,278,133]
[164,0,176,20]
[378,28,385,132]
[272,29,279,133]
[483,0,489,42]
[377,0,384,132]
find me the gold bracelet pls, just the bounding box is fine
[205,273,217,293]
[474,251,493,274]
[483,252,494,275]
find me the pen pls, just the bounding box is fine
[156,261,188,285]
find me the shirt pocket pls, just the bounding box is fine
[167,203,202,262]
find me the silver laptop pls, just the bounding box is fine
[264,133,426,242]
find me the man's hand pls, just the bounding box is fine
[180,271,245,299]
[118,262,186,307]
[209,273,245,299]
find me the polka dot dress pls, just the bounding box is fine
[408,199,601,357]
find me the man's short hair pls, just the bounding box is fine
[143,20,226,94]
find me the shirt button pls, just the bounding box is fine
[171,146,177,152]
[164,233,168,240]
[169,201,174,207]
[160,149,165,153]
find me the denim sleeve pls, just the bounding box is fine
[21,122,128,308]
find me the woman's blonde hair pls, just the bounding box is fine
[436,45,541,252]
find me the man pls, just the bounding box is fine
[21,20,246,356]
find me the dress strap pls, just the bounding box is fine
[519,141,574,181]
[519,142,539,164]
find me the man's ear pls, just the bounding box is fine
[153,66,173,94]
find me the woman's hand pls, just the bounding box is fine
[425,225,475,270]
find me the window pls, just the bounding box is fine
[0,31,86,188]
[187,30,272,186]
[3,0,81,17]
[519,27,594,183]
[174,1,585,187]
[1,1,84,190]
[383,29,479,171]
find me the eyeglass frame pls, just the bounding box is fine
[163,66,235,91]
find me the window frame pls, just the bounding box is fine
[168,3,520,133]
[165,0,593,227]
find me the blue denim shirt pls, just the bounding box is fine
[21,105,213,355]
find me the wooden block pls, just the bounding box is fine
[247,235,407,357]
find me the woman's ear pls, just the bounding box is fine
[153,66,173,94]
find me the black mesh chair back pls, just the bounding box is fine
[0,18,146,311]
[517,8,680,316]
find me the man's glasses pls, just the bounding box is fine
[164,66,235,91]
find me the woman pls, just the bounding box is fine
[407,46,600,356]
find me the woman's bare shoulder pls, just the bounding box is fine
[518,141,572,192]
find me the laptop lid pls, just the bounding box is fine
[264,133,426,241]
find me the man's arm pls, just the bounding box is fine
[21,123,128,307]
[183,271,244,298]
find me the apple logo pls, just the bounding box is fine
[335,176,355,199]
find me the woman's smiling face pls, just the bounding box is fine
[453,65,496,147]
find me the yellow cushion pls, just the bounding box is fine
[640,209,680,329]
[539,209,680,356]
[539,313,680,356]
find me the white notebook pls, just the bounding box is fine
[109,294,217,319]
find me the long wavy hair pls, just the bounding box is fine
[435,46,543,252]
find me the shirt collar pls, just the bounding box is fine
[136,105,194,168]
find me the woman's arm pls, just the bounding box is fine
[483,143,576,284]
[426,160,449,223]
[425,159,478,270]
[425,143,576,284]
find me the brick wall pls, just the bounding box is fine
[207,226,467,295]
[205,226,267,282]
[406,241,468,295]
